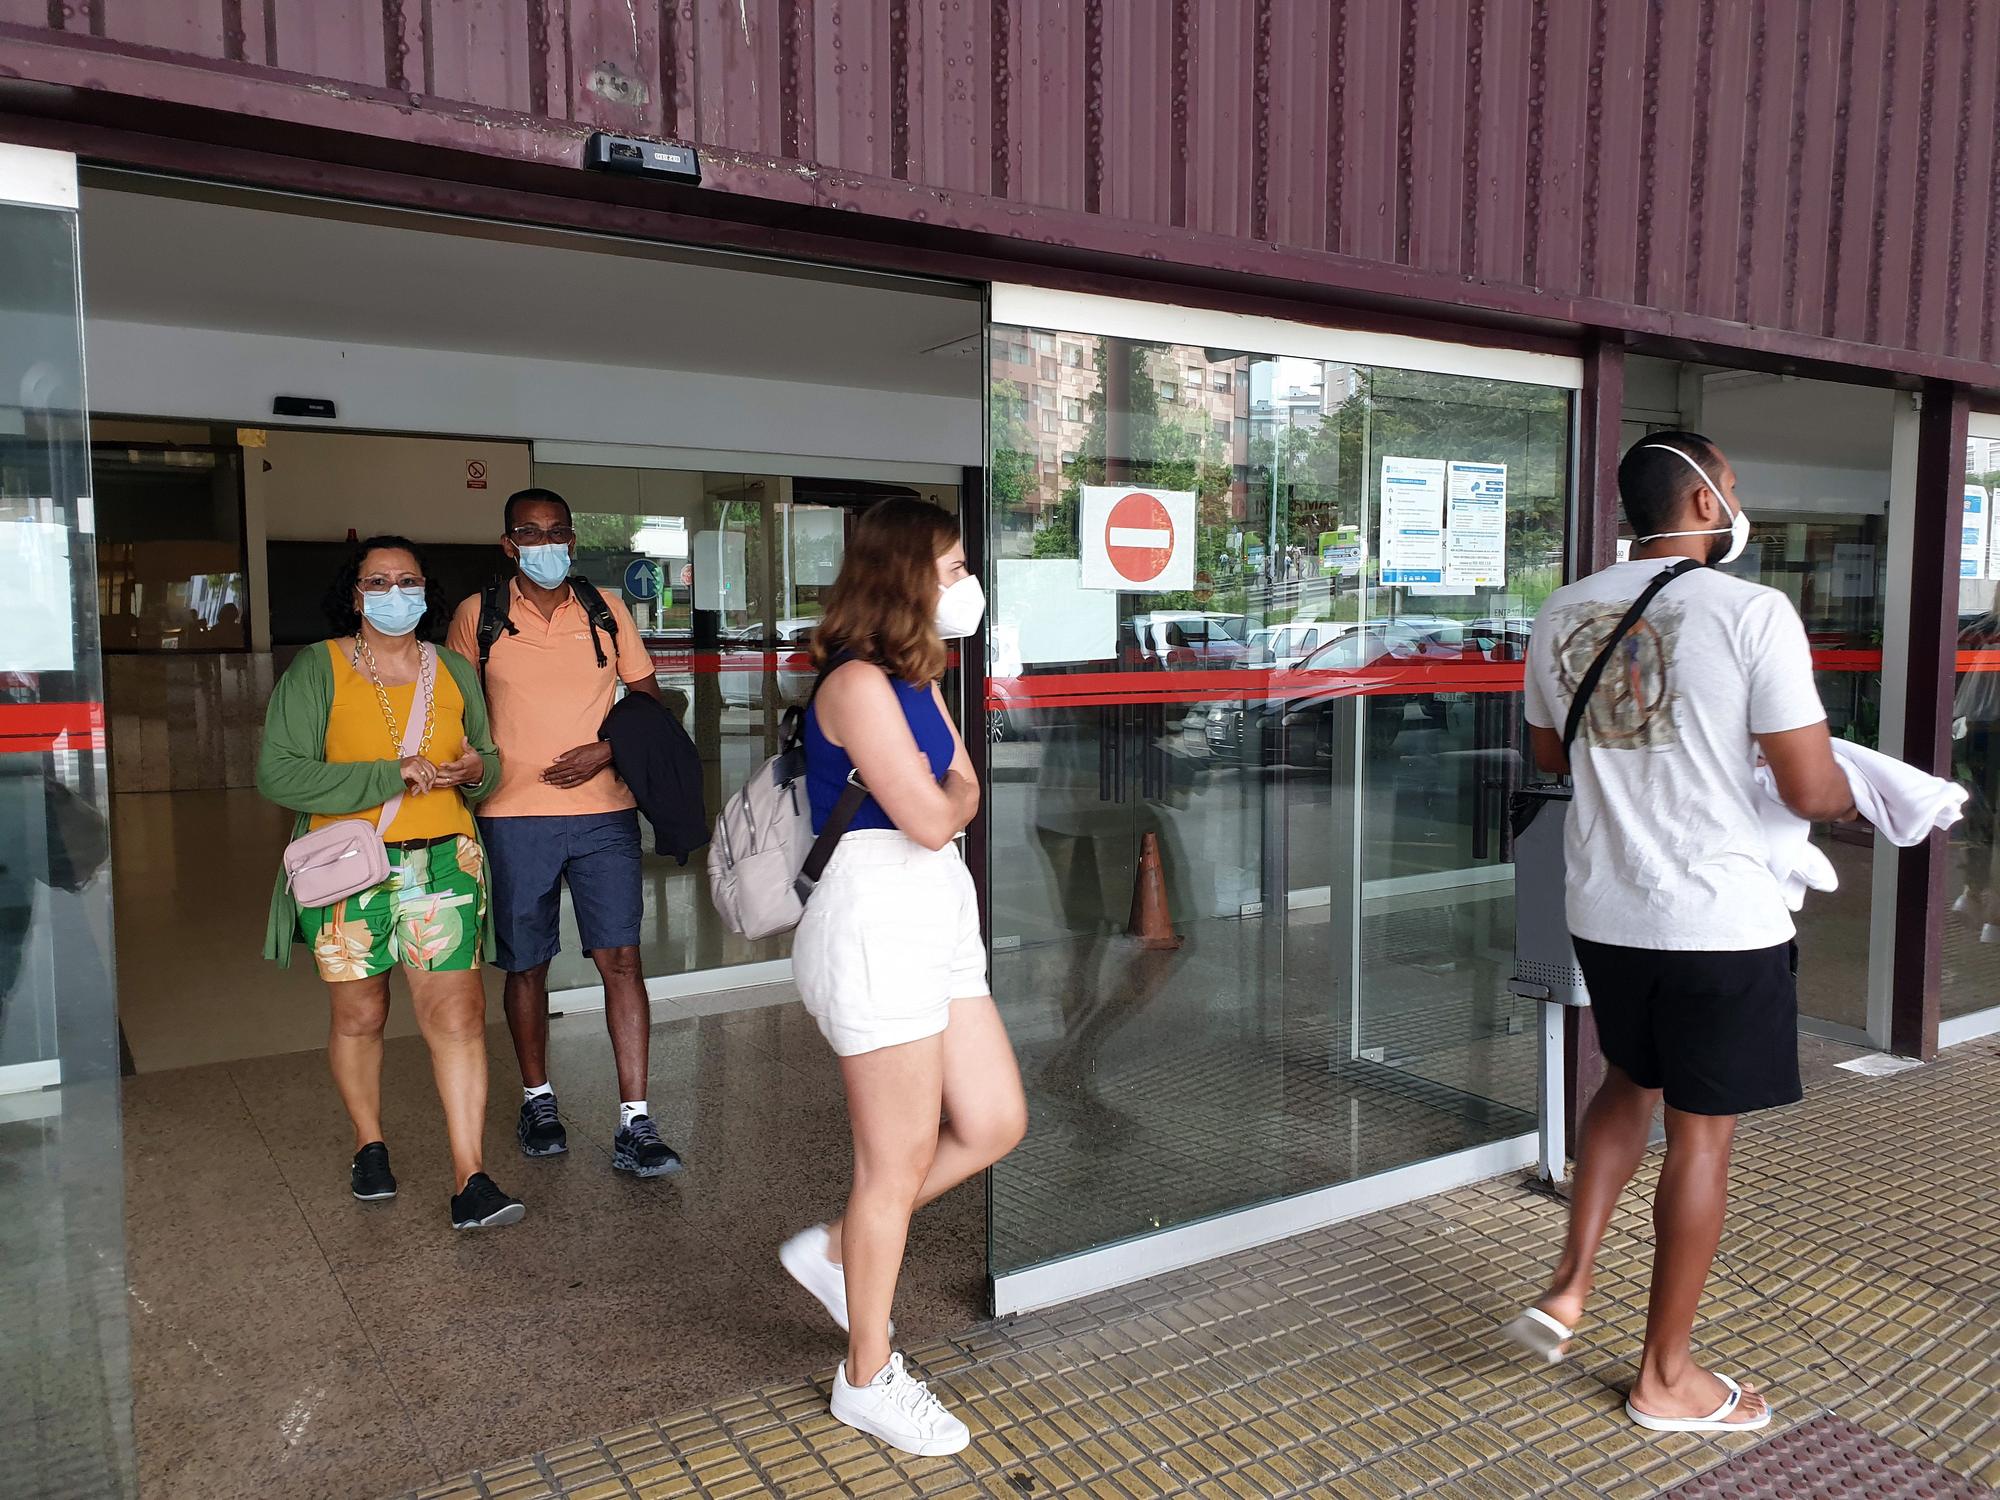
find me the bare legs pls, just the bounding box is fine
[1531,1065,1767,1425]
[830,998,1027,1384]
[326,966,490,1190]
[504,946,651,1101]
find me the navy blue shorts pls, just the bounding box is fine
[478,810,643,973]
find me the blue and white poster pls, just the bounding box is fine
[1379,456,1447,585]
[1445,460,1508,589]
[1964,486,1988,579]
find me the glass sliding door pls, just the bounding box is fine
[1944,421,2000,1041]
[983,294,1574,1296]
[0,148,135,1496]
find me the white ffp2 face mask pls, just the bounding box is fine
[935,575,986,639]
[1634,444,1750,565]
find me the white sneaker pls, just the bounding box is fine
[1955,887,1976,915]
[779,1224,892,1335]
[831,1353,970,1456]
[1982,922,2000,945]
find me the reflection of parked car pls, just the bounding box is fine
[1245,621,1337,669]
[1204,629,1458,766]
[1126,611,1248,668]
[721,619,819,706]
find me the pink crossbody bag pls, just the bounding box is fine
[281,643,436,908]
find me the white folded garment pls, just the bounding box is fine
[1754,740,1968,911]
[1828,739,1968,844]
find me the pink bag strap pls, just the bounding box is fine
[365,642,436,836]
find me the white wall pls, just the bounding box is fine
[85,319,985,468]
[255,429,534,543]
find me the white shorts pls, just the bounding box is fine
[792,829,989,1057]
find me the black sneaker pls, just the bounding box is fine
[351,1141,397,1201]
[612,1115,684,1178]
[450,1172,526,1229]
[517,1092,568,1157]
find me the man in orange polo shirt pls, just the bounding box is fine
[447,488,682,1179]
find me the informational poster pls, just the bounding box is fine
[1378,456,1447,585]
[994,559,1117,666]
[1080,485,1197,592]
[1444,460,1507,588]
[0,520,75,672]
[1319,525,1365,577]
[1965,486,1990,579]
[1832,543,1876,601]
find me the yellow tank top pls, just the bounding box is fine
[309,639,477,843]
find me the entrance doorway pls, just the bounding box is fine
[72,173,989,1498]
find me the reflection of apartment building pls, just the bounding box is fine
[990,330,1249,519]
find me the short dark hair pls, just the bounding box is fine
[323,534,448,640]
[504,487,572,532]
[1618,430,1726,539]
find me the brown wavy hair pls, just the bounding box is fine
[810,498,959,683]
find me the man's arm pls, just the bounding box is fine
[609,596,663,701]
[1758,722,1857,823]
[1530,725,1568,776]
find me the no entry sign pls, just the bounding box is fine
[1080,485,1197,592]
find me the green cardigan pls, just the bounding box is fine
[259,640,502,968]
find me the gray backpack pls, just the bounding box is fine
[707,689,868,941]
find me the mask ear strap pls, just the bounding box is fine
[1634,443,1735,542]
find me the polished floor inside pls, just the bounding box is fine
[123,988,988,1500]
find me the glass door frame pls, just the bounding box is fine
[982,284,1584,1316]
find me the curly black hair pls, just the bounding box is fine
[322,534,450,641]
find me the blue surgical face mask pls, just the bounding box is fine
[361,586,427,637]
[517,543,571,589]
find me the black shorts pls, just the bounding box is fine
[1572,937,1803,1117]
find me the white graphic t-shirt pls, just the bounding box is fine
[1524,560,1828,951]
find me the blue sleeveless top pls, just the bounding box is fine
[804,667,954,833]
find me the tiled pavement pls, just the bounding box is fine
[393,1039,2000,1500]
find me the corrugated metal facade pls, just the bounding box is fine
[2,0,1997,375]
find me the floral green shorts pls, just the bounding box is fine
[300,835,486,983]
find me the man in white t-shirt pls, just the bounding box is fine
[1504,432,1856,1434]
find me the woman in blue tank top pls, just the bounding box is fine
[777,499,1026,1458]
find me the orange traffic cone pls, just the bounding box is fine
[1126,830,1183,950]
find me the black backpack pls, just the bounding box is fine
[476,574,620,680]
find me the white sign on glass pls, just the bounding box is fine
[1378,456,1447,585]
[994,559,1116,667]
[1444,460,1507,588]
[1079,485,1197,592]
[0,520,75,672]
[692,529,748,613]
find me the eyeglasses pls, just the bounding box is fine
[358,575,426,594]
[508,525,576,546]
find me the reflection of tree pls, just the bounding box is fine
[1028,345,1238,611]
[573,513,640,553]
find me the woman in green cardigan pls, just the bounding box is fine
[259,535,525,1230]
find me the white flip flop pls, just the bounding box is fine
[1499,1306,1575,1365]
[1626,1374,1774,1433]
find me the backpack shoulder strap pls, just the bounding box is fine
[567,576,615,670]
[476,580,517,680]
[1561,559,1701,757]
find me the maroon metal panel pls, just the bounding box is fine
[7,1,2000,380]
[1825,0,1890,343]
[1404,0,1468,277]
[1529,0,1589,299]
[1333,0,1402,268]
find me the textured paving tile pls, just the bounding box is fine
[395,1042,2000,1500]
